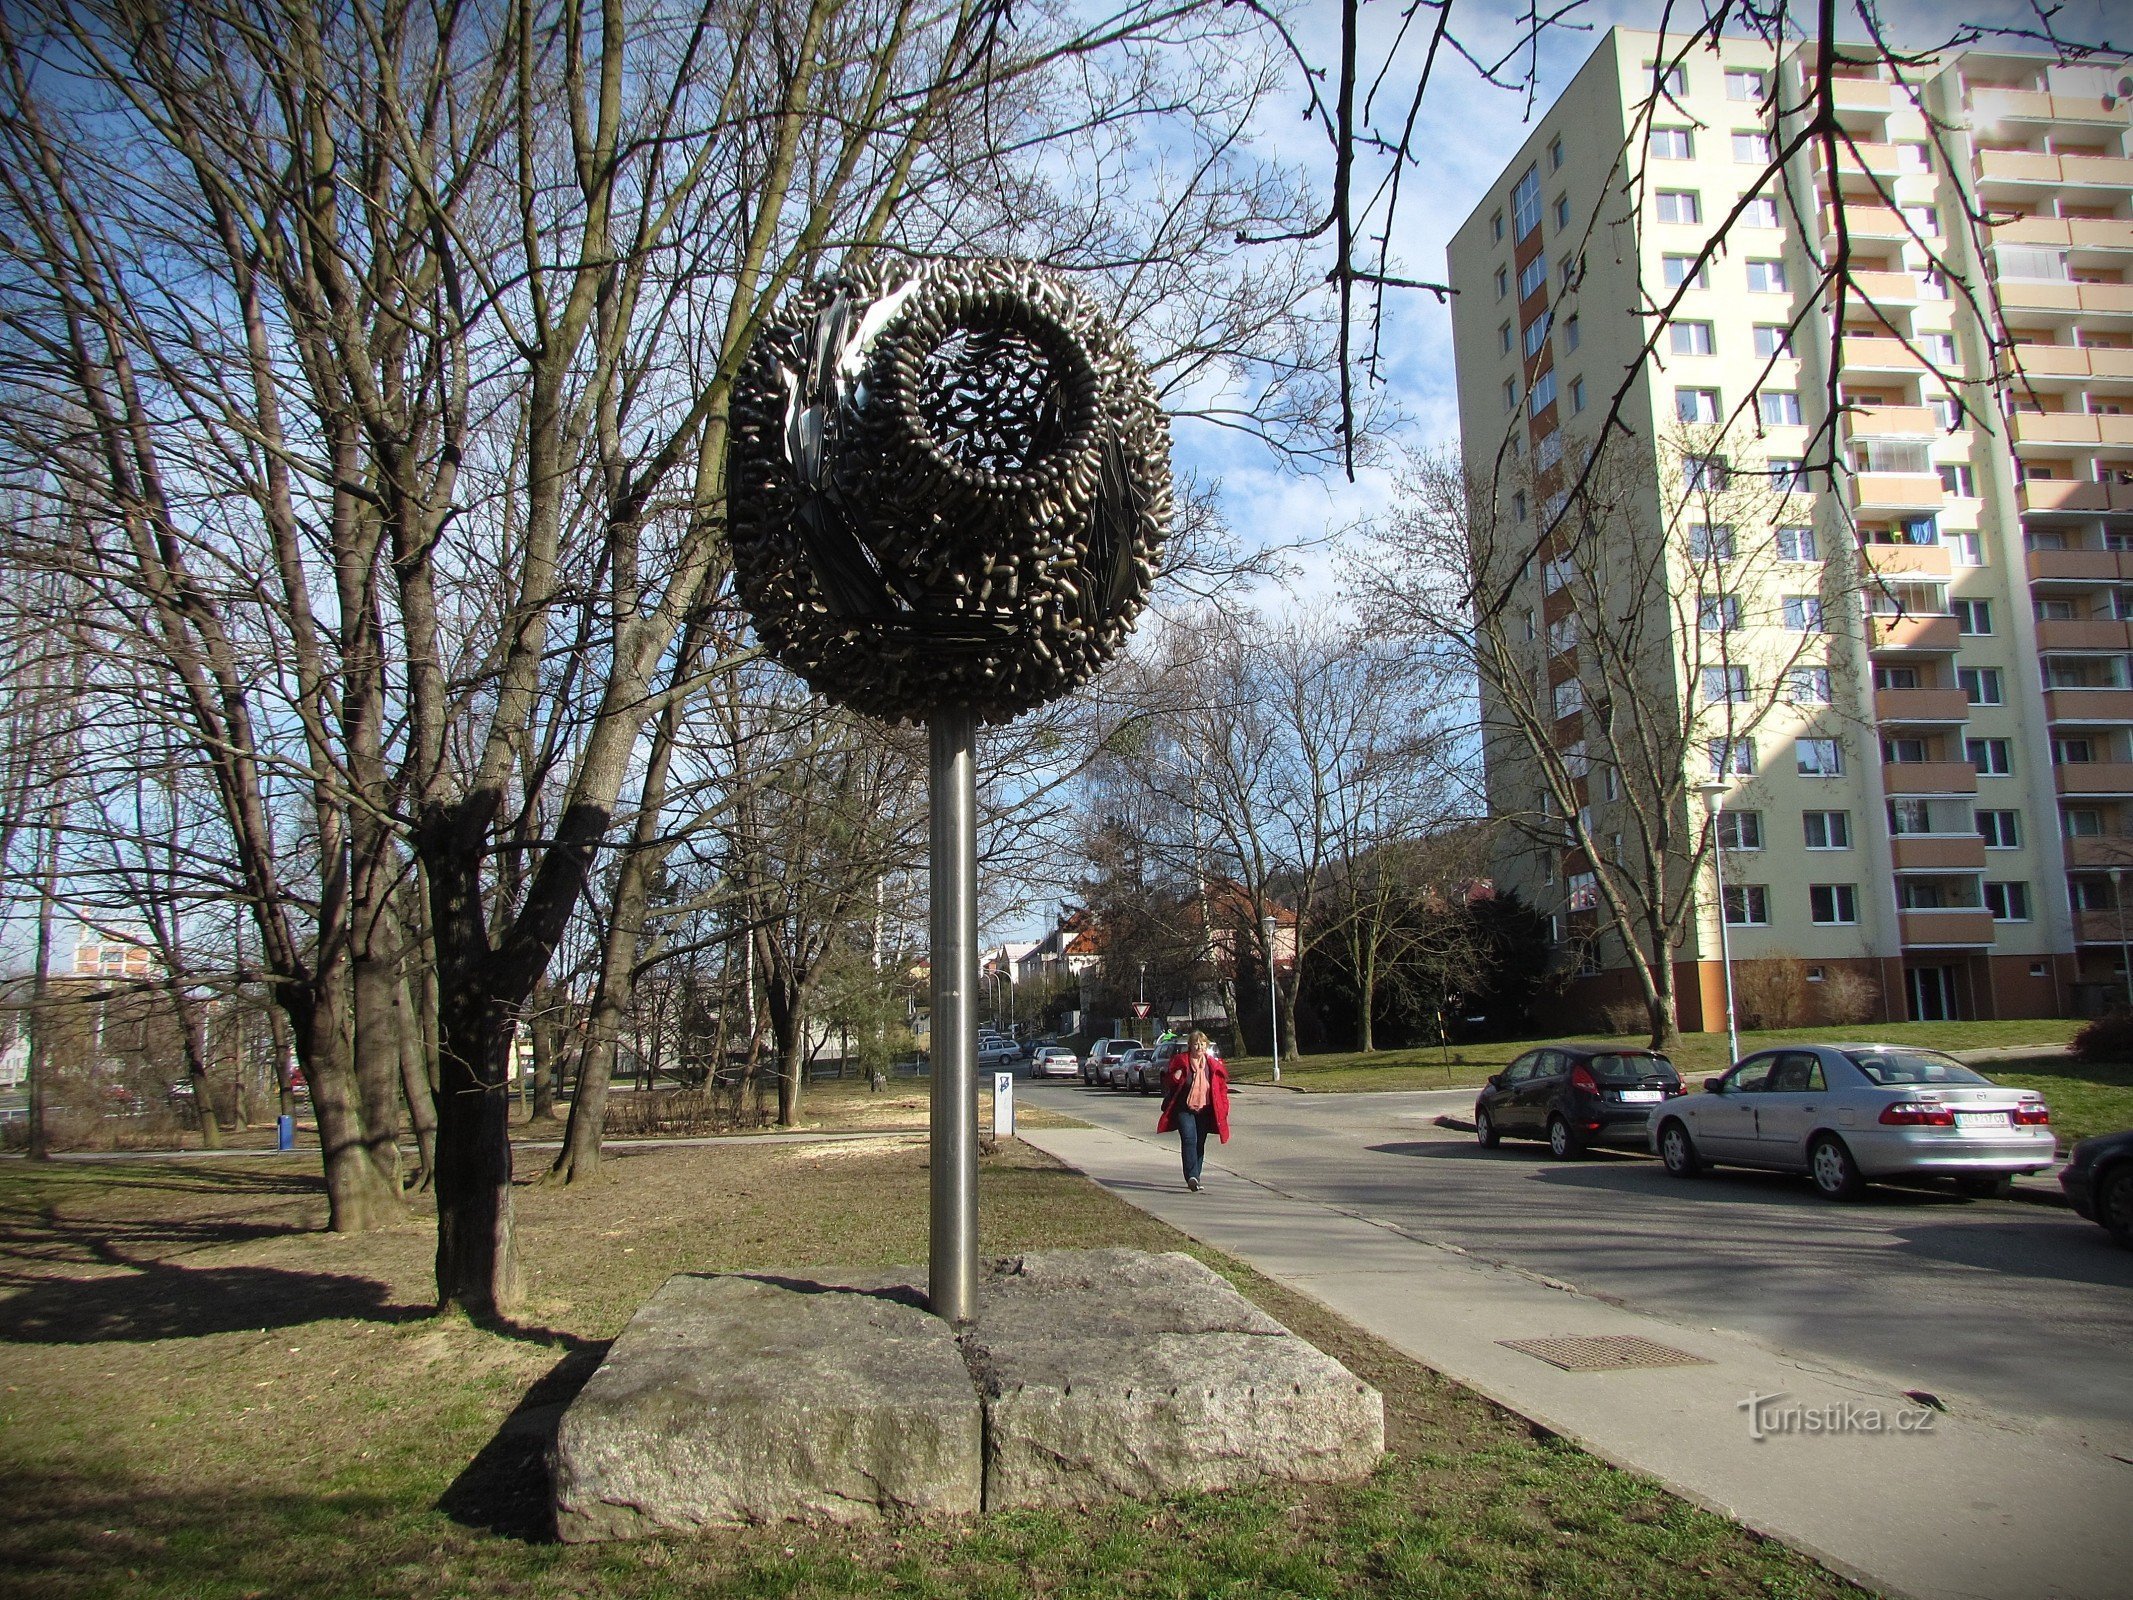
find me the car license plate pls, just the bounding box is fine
[1954,1111,2008,1130]
[1617,1089,1665,1103]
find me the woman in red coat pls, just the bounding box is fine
[1155,1031,1230,1191]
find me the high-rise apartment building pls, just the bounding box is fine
[1448,28,2133,1025]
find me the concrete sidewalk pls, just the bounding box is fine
[1023,1119,2130,1600]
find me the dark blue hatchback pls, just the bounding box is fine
[1475,1044,1685,1159]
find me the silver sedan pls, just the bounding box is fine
[1649,1043,2055,1200]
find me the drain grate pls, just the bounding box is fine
[1498,1335,1712,1372]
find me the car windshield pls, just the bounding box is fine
[1589,1053,1675,1082]
[1844,1048,1991,1087]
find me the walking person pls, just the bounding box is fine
[1156,1030,1230,1191]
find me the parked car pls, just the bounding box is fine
[1029,1046,1080,1080]
[1474,1044,1683,1158]
[1083,1038,1139,1086]
[2061,1129,2133,1247]
[1650,1043,2055,1200]
[1103,1047,1149,1090]
[976,1037,1018,1070]
[1132,1050,1170,1095]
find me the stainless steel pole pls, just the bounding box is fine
[928,708,979,1324]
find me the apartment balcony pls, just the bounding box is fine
[1853,269,1922,307]
[1978,150,2133,191]
[2020,482,2133,519]
[1839,335,1930,375]
[2080,282,2133,316]
[1850,472,1946,513]
[2008,345,2133,384]
[1829,141,1905,180]
[1829,77,1895,114]
[1822,203,1909,244]
[2054,761,2133,795]
[2010,412,2133,448]
[1883,760,1979,794]
[2073,908,2133,945]
[1977,148,2064,185]
[1890,835,1988,872]
[2062,834,2133,870]
[1991,216,2133,254]
[1869,613,1962,653]
[1998,278,2083,315]
[2035,618,2133,651]
[2062,154,2133,192]
[1898,908,1997,947]
[1970,87,2129,128]
[1874,686,1971,724]
[2044,688,2133,723]
[1849,403,1938,437]
[1861,542,1953,578]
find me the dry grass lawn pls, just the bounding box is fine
[0,1136,1862,1599]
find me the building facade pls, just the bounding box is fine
[1448,28,2133,1025]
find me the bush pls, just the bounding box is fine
[2073,1009,2133,1064]
[1815,967,1881,1027]
[1597,998,1647,1036]
[1735,954,1812,1030]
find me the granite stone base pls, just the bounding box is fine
[550,1250,1383,1538]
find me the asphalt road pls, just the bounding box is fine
[1024,1078,2133,1458]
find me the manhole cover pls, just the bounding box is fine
[1498,1335,1712,1372]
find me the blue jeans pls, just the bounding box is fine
[1175,1106,1209,1183]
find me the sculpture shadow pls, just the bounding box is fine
[438,1338,611,1542]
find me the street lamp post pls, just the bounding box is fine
[1696,781,1741,1064]
[2113,865,2132,1009]
[1262,912,1282,1085]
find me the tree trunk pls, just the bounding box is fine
[530,995,558,1123]
[397,978,438,1190]
[26,807,59,1162]
[267,1000,298,1124]
[292,986,403,1232]
[768,970,810,1128]
[549,853,656,1184]
[431,985,521,1315]
[177,990,223,1151]
[349,830,406,1193]
[1355,946,1377,1054]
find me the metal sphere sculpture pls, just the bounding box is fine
[727,258,1172,723]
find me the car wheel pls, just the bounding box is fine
[1475,1107,1501,1149]
[1546,1114,1580,1160]
[1658,1119,1701,1178]
[2099,1165,2133,1249]
[1954,1176,2011,1200]
[1809,1134,1863,1201]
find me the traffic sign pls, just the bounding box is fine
[1132,1002,1151,1018]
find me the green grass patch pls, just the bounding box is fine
[0,1141,1861,1599]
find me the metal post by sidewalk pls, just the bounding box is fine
[928,709,979,1324]
[1262,911,1282,1084]
[1697,781,1741,1065]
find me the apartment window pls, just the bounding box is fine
[1654,63,1687,96]
[1676,387,1721,423]
[1938,464,1976,497]
[1537,431,1563,471]
[1732,131,1773,163]
[1717,810,1763,850]
[1803,810,1851,849]
[1570,377,1587,413]
[1797,738,1844,776]
[1512,164,1542,241]
[1783,595,1825,631]
[1564,314,1580,351]
[1519,254,1548,298]
[1929,395,1962,430]
[1703,665,1750,702]
[1689,523,1735,560]
[1499,321,1513,355]
[1547,613,1576,653]
[1920,268,1949,300]
[1492,210,1505,243]
[1786,666,1832,705]
[2054,735,2099,765]
[1524,316,1551,357]
[2038,598,2077,622]
[1709,737,1756,776]
[1656,190,1702,225]
[1968,736,2012,774]
[1512,491,1528,523]
[1726,68,1766,102]
[1925,332,1958,364]
[1496,266,1509,300]
[1958,666,2004,705]
[1742,195,1780,228]
[1776,526,1818,562]
[1723,885,1771,925]
[1554,677,1584,719]
[1888,796,1933,834]
[1769,457,1812,494]
[1684,455,1730,492]
[1953,599,1992,634]
[1977,810,2021,848]
[1759,390,1803,426]
[1529,369,1557,415]
[1602,767,1620,801]
[1652,127,1694,160]
[1949,529,1985,566]
[1984,882,2032,922]
[1559,255,1580,291]
[1747,259,1790,293]
[2065,807,2104,838]
[1662,254,1709,289]
[1810,885,1859,925]
[1672,321,1717,356]
[1555,194,1571,230]
[1503,378,1515,412]
[1549,135,1565,172]
[1699,593,1742,632]
[1753,323,1794,357]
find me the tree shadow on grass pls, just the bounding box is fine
[0,1251,429,1343]
[438,1338,611,1542]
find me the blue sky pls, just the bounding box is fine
[1177,0,2130,601]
